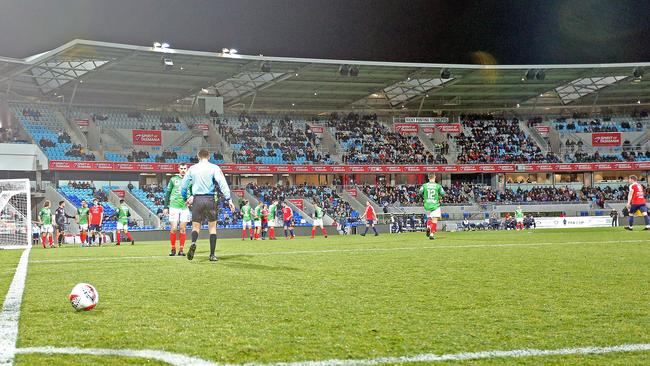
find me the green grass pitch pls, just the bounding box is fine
[2,228,650,365]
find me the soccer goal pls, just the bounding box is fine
[0,179,31,249]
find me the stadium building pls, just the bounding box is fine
[0,39,649,236]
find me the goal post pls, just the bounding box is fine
[0,179,31,249]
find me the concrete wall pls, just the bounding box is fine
[0,143,48,171]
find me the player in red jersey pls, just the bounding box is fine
[625,175,650,230]
[260,204,270,240]
[360,201,379,236]
[282,203,295,239]
[88,198,104,245]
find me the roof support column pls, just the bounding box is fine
[65,81,79,120]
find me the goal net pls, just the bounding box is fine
[0,179,31,249]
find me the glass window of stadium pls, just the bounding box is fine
[554,173,585,184]
[594,171,646,183]
[505,173,551,185]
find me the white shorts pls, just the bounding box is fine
[42,224,53,234]
[242,220,253,229]
[169,207,191,223]
[254,220,261,228]
[516,218,524,223]
[313,218,324,227]
[428,208,442,219]
[117,222,128,231]
[79,224,88,231]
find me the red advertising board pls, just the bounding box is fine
[592,132,621,146]
[195,124,209,131]
[346,188,358,197]
[421,124,436,134]
[288,198,304,209]
[535,125,550,135]
[75,119,89,127]
[309,125,325,134]
[112,189,125,198]
[132,129,162,146]
[394,123,419,134]
[231,189,245,198]
[48,160,650,174]
[436,123,462,133]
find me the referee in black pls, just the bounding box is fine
[180,149,235,261]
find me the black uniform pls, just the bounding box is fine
[55,207,75,232]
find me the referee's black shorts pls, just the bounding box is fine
[191,195,217,223]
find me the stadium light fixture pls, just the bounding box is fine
[153,42,162,48]
[161,42,170,49]
[633,67,644,79]
[230,49,238,54]
[638,100,642,104]
[222,48,230,53]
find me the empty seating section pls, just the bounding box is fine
[9,103,95,161]
[553,117,648,133]
[454,116,559,163]
[70,107,189,131]
[217,114,331,164]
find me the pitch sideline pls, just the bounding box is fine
[28,238,650,264]
[13,343,650,365]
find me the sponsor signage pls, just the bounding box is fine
[592,132,621,146]
[534,125,550,135]
[309,125,325,134]
[534,216,612,229]
[404,117,449,123]
[112,189,126,198]
[288,198,304,210]
[195,124,209,131]
[394,123,419,134]
[436,123,462,133]
[132,129,162,146]
[346,189,358,197]
[231,189,245,198]
[48,161,650,174]
[75,119,89,127]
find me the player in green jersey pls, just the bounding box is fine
[241,200,254,240]
[268,199,278,240]
[115,199,134,245]
[310,201,328,239]
[253,202,264,240]
[515,206,525,230]
[76,200,90,246]
[164,164,191,256]
[419,174,445,240]
[38,200,54,248]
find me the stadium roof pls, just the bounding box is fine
[0,39,649,113]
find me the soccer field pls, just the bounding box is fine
[2,228,650,365]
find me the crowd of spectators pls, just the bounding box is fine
[0,127,20,143]
[248,183,358,222]
[57,131,71,143]
[454,115,560,164]
[329,113,438,164]
[65,144,96,161]
[38,137,56,148]
[67,181,108,202]
[128,150,150,162]
[219,114,331,164]
[21,108,42,120]
[360,181,636,207]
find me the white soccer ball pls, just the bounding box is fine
[68,283,99,311]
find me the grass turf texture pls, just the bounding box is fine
[2,228,649,365]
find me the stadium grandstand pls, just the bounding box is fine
[0,39,648,235]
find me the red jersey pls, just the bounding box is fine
[89,205,104,224]
[283,206,293,221]
[365,206,375,220]
[261,208,269,223]
[630,182,646,205]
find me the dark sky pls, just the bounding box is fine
[0,0,649,64]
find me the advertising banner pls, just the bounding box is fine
[132,130,162,146]
[534,216,612,229]
[288,198,304,209]
[592,132,621,146]
[394,123,419,134]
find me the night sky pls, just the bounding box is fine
[0,0,649,64]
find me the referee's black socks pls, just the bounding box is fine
[209,234,217,256]
[191,230,199,244]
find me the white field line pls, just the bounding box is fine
[0,246,31,366]
[28,239,650,264]
[15,343,650,366]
